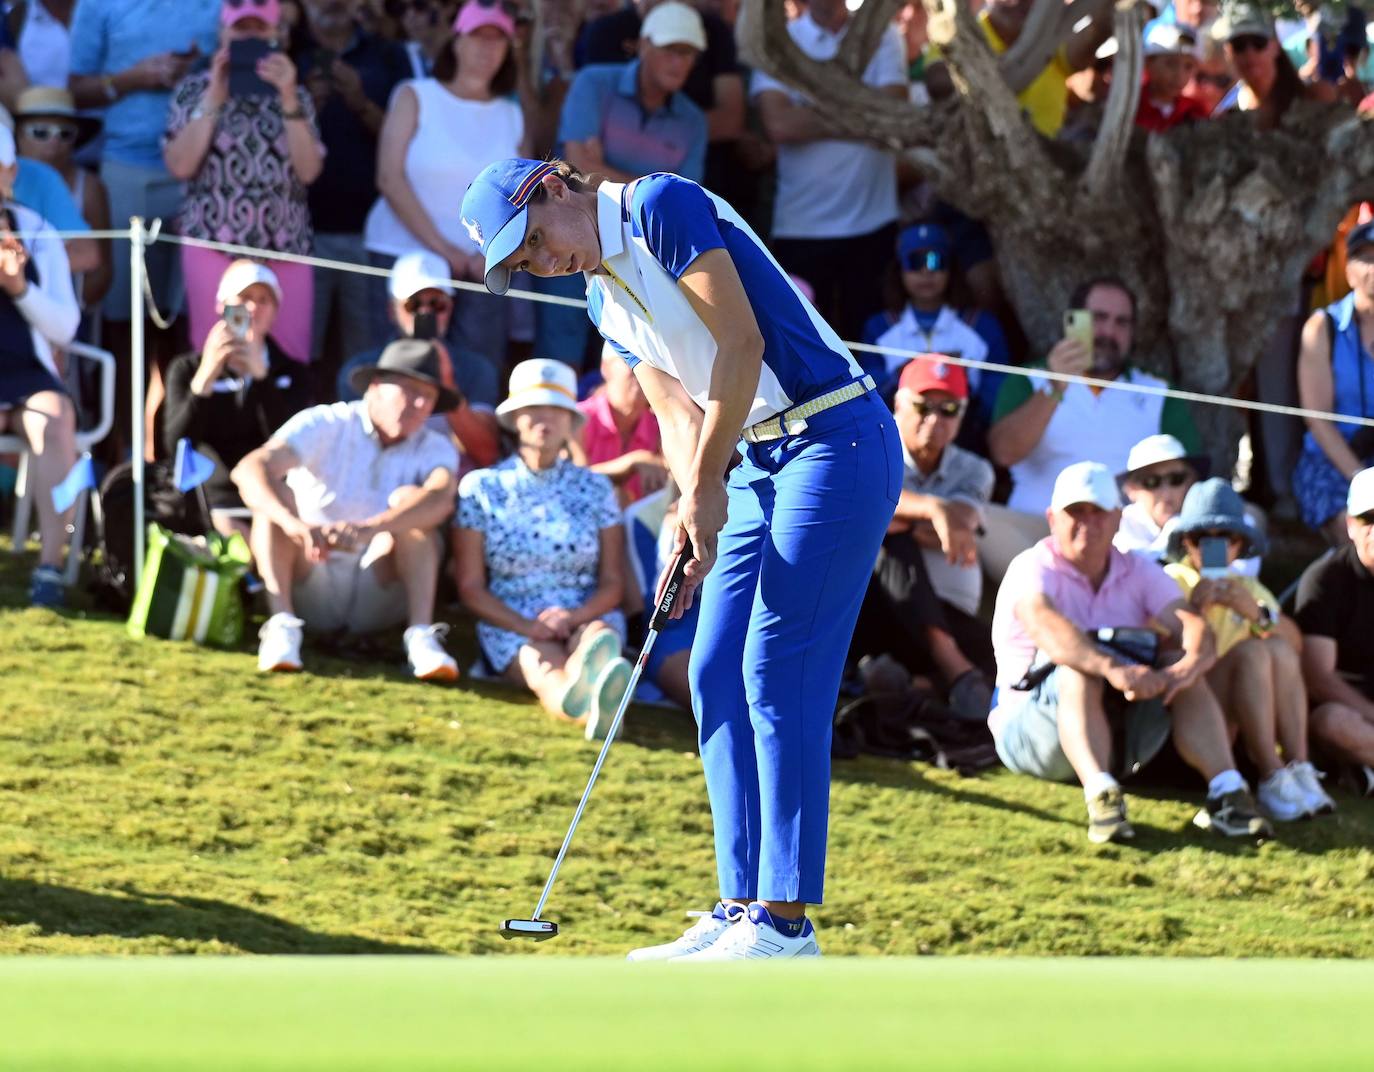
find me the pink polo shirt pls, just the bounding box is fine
[989,537,1181,732]
[578,390,661,503]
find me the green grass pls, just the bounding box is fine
[6,957,1374,1071]
[1,542,1373,959]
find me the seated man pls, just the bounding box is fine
[983,276,1202,581]
[571,342,667,508]
[853,358,996,719]
[1294,467,1374,795]
[232,340,460,683]
[1115,433,1262,576]
[337,251,500,468]
[989,461,1272,844]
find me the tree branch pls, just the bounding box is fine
[1001,0,1114,93]
[1081,1,1144,200]
[836,0,905,78]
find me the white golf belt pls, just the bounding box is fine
[741,375,877,444]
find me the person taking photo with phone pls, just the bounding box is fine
[161,259,314,543]
[1162,478,1335,821]
[163,0,325,368]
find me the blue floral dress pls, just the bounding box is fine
[457,456,625,671]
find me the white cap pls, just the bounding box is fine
[1124,434,1188,475]
[215,259,281,305]
[641,1,706,50]
[495,358,585,431]
[0,124,14,167]
[1051,461,1122,512]
[389,250,454,303]
[1144,23,1199,57]
[1348,466,1374,517]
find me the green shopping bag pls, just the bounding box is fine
[127,524,252,647]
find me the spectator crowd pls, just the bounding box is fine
[3,0,1374,844]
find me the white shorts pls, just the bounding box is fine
[292,534,429,634]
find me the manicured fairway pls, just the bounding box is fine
[4,956,1374,1071]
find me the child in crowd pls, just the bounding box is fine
[1136,23,1210,131]
[1164,479,1335,821]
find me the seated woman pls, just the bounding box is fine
[570,342,667,508]
[1295,220,1374,544]
[1164,479,1335,822]
[0,126,81,608]
[161,260,313,541]
[453,358,632,741]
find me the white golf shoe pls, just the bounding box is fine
[1258,766,1308,822]
[676,903,821,961]
[626,903,744,961]
[258,613,304,673]
[404,624,459,683]
[1289,761,1336,816]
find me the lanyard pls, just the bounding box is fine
[601,261,653,324]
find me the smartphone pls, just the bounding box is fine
[412,311,439,341]
[1199,536,1230,579]
[228,38,275,98]
[313,48,337,78]
[1063,308,1093,352]
[224,303,251,340]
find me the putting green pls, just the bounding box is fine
[4,956,1372,1070]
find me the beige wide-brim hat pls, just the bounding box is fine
[13,86,102,148]
[495,358,585,431]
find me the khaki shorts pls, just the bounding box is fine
[292,533,434,634]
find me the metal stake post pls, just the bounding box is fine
[129,217,146,590]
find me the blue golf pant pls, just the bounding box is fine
[689,395,901,905]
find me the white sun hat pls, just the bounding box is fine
[216,259,282,305]
[495,358,585,431]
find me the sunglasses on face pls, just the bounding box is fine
[1353,511,1374,527]
[1228,34,1270,54]
[405,295,452,313]
[1193,71,1232,88]
[20,122,78,144]
[913,399,964,419]
[902,250,946,273]
[1135,469,1192,491]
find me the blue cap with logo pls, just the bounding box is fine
[897,222,952,262]
[460,158,561,296]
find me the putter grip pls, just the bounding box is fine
[649,534,694,633]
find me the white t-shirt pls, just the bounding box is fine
[364,79,524,257]
[278,401,458,526]
[750,14,906,240]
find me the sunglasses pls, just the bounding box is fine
[1185,530,1243,544]
[913,399,964,419]
[405,295,452,313]
[902,250,946,273]
[20,122,78,143]
[1193,72,1232,88]
[1228,34,1270,54]
[1135,469,1192,491]
[1353,511,1374,527]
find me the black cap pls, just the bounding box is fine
[348,338,460,413]
[1348,221,1374,259]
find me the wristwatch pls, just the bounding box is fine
[1250,603,1276,638]
[1039,382,1066,403]
[190,100,222,123]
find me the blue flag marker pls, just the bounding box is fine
[51,453,95,514]
[174,438,216,494]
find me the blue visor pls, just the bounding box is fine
[460,158,560,296]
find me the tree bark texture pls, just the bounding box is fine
[740,0,1374,468]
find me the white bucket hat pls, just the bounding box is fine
[216,259,282,305]
[495,358,585,431]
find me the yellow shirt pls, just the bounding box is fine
[978,12,1073,138]
[1165,561,1279,659]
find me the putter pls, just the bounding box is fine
[501,535,695,942]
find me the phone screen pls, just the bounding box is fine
[224,303,250,340]
[1063,309,1093,351]
[1199,536,1230,579]
[412,311,438,341]
[228,38,275,98]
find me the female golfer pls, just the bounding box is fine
[461,159,901,959]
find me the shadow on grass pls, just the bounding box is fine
[0,878,438,954]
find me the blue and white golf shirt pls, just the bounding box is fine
[586,173,865,428]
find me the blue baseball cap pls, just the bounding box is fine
[460,158,561,296]
[897,222,952,262]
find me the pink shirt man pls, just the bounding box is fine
[577,389,662,504]
[989,536,1181,734]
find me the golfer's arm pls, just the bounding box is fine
[231,439,304,531]
[633,363,704,491]
[678,249,765,485]
[360,467,455,535]
[452,526,539,637]
[1017,593,1116,677]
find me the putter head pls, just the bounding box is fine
[500,918,559,941]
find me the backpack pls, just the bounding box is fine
[90,461,209,612]
[832,688,1000,776]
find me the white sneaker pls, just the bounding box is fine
[559,630,620,720]
[677,902,821,961]
[257,613,304,673]
[626,903,744,961]
[1289,761,1336,816]
[584,657,632,741]
[1258,766,1308,822]
[404,624,459,683]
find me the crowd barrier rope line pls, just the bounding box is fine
[42,219,1366,586]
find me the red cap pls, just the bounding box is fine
[898,356,968,400]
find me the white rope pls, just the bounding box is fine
[66,220,1374,430]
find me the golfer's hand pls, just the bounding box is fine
[673,479,727,616]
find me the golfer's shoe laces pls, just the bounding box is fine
[625,905,742,961]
